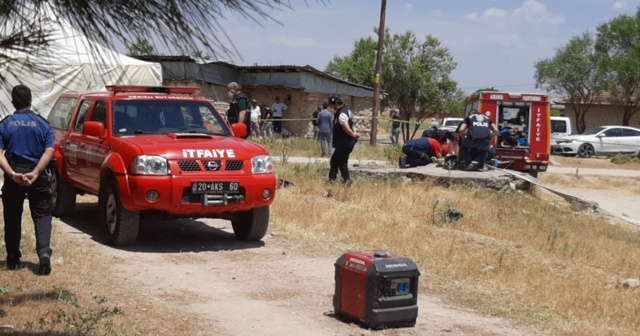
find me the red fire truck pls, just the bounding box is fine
[464,90,551,177]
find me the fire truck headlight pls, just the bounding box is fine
[132,155,169,175]
[252,155,274,174]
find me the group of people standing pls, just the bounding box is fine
[226,82,359,185]
[226,81,288,139]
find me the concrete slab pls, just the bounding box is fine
[277,156,523,182]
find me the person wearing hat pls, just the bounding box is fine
[327,94,359,185]
[0,84,55,275]
[226,82,251,139]
[250,99,262,138]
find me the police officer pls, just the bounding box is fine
[457,109,499,171]
[0,85,55,275]
[328,95,359,185]
[226,82,251,139]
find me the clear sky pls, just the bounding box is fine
[163,0,639,96]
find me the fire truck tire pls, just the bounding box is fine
[101,180,140,246]
[232,206,269,241]
[529,170,539,179]
[51,168,76,217]
[578,144,594,158]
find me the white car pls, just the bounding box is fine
[439,117,464,131]
[553,125,640,158]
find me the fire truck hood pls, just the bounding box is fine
[117,134,269,159]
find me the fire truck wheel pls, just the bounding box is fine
[51,168,76,217]
[100,180,140,246]
[578,143,594,158]
[232,206,269,241]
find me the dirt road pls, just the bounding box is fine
[57,199,543,336]
[46,160,640,336]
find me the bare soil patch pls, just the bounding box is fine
[4,155,638,335]
[46,196,543,336]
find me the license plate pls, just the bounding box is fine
[191,181,240,194]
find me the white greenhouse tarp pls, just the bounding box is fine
[0,5,162,118]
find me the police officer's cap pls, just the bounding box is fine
[328,95,342,105]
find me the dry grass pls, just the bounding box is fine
[252,136,393,163]
[538,174,640,195]
[0,213,204,335]
[3,138,640,335]
[550,155,640,170]
[271,160,640,335]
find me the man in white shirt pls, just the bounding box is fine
[271,96,287,135]
[250,99,262,138]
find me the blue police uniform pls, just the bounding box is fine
[461,113,493,170]
[0,109,55,271]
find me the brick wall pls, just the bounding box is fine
[164,79,374,136]
[564,104,640,133]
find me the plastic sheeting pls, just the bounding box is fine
[0,5,162,117]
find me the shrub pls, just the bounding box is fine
[610,154,640,164]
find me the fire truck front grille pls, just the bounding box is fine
[176,159,244,172]
[225,160,244,171]
[177,160,200,172]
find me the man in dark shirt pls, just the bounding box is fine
[390,109,402,145]
[312,106,320,140]
[226,82,250,139]
[328,95,359,185]
[457,109,499,171]
[0,85,55,275]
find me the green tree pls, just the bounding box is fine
[595,8,640,126]
[326,29,461,141]
[127,38,155,56]
[382,32,459,140]
[325,37,377,88]
[534,33,605,133]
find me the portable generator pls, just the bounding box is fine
[333,251,420,329]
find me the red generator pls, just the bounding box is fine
[333,251,420,329]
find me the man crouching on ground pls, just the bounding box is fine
[400,135,444,168]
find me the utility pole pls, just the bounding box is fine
[370,0,386,146]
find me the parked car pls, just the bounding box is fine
[439,117,464,131]
[553,125,640,158]
[550,116,572,153]
[47,85,276,245]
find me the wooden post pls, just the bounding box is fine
[370,0,386,146]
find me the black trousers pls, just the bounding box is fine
[2,168,53,260]
[402,145,431,167]
[329,144,355,181]
[461,138,490,168]
[273,116,283,134]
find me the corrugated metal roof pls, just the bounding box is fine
[134,55,374,94]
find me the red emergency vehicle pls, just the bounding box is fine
[464,91,551,176]
[47,85,276,245]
